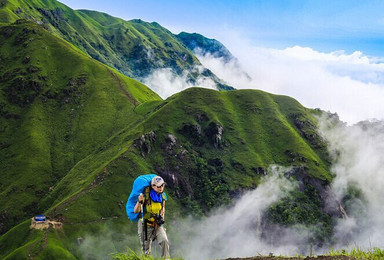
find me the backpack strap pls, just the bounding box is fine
[144,186,151,206]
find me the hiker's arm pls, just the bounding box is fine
[134,194,144,214]
[161,201,165,218]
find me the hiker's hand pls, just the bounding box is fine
[138,193,144,204]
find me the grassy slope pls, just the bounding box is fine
[141,88,330,180]
[0,0,228,88]
[0,78,331,258]
[0,20,161,240]
[0,3,334,259]
[42,91,331,258]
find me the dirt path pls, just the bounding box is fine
[26,229,49,260]
[108,69,138,106]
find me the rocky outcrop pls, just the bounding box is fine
[179,111,224,149]
[0,210,9,235]
[133,131,156,158]
[195,112,209,123]
[180,123,203,146]
[251,167,267,176]
[285,166,347,218]
[5,77,45,106]
[291,114,326,149]
[284,150,307,163]
[205,122,224,148]
[0,1,8,8]
[14,7,23,14]
[22,56,30,64]
[181,124,202,138]
[161,134,177,155]
[37,7,67,25]
[155,166,194,198]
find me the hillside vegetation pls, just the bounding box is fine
[0,0,233,90]
[0,20,160,236]
[0,25,333,258]
[0,2,344,260]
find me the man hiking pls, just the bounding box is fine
[134,175,171,259]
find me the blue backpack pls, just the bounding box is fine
[126,174,157,221]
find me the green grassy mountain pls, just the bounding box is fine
[0,19,160,236]
[0,20,338,259]
[177,32,252,83]
[0,0,233,91]
[0,2,346,259]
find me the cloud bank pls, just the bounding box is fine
[197,43,384,124]
[142,67,216,99]
[165,118,384,260]
[170,166,316,260]
[143,38,384,124]
[319,118,384,249]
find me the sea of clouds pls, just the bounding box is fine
[170,166,310,259]
[318,118,384,250]
[144,35,384,124]
[197,43,384,124]
[167,118,384,260]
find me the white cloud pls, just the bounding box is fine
[142,68,216,99]
[196,41,384,124]
[319,118,384,249]
[171,166,315,260]
[166,118,384,259]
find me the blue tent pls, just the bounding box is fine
[34,215,46,222]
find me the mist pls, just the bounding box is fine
[196,42,384,124]
[170,166,316,260]
[142,36,384,124]
[194,35,384,250]
[76,119,384,259]
[164,118,384,260]
[142,67,216,99]
[318,117,384,249]
[76,225,139,260]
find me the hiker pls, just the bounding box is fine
[133,175,171,259]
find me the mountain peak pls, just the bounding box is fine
[177,31,234,62]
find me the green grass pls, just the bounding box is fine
[0,83,336,258]
[1,0,221,87]
[0,20,161,235]
[112,249,183,260]
[111,247,384,260]
[0,39,334,255]
[328,247,384,259]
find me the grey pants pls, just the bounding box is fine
[138,219,170,259]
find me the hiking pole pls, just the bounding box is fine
[140,193,144,219]
[140,193,146,254]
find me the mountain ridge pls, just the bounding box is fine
[1,0,234,91]
[0,2,348,259]
[0,19,160,236]
[177,31,234,62]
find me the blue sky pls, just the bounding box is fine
[58,0,384,57]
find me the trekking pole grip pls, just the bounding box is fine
[139,193,144,219]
